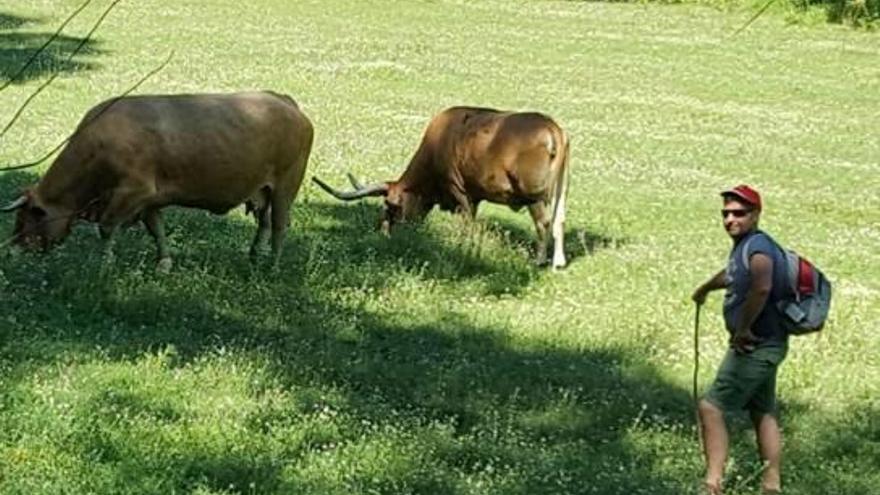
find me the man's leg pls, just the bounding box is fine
[747,344,787,494]
[751,412,782,493]
[699,399,728,494]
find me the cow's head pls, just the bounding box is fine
[312,174,430,234]
[1,189,73,249]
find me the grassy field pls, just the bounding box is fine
[1,1,878,494]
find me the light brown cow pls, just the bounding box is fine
[313,106,570,268]
[1,91,314,271]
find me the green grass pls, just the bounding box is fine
[1,1,879,494]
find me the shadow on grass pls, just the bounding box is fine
[0,11,103,86]
[775,402,880,494]
[308,195,622,277]
[484,215,625,267]
[1,171,693,494]
[0,13,31,30]
[1,295,698,493]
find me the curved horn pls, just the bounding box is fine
[347,172,365,190]
[0,195,28,213]
[312,176,388,201]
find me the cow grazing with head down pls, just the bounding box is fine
[1,91,314,271]
[313,106,570,268]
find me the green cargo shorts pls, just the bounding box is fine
[704,342,788,416]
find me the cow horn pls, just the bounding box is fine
[0,195,28,212]
[347,173,365,190]
[312,176,388,200]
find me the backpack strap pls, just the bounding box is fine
[739,234,756,269]
[743,232,806,300]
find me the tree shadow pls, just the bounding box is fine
[6,167,868,495]
[778,401,880,494]
[0,269,698,494]
[0,13,32,31]
[0,172,702,494]
[0,12,103,86]
[0,168,31,192]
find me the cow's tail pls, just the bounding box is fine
[549,129,569,269]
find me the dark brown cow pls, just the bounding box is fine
[1,91,314,271]
[313,106,570,268]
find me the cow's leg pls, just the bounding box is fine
[551,215,566,269]
[142,207,172,272]
[270,145,311,267]
[451,188,475,218]
[550,137,569,269]
[528,201,551,266]
[470,200,481,219]
[98,187,152,264]
[249,197,272,261]
[98,224,116,241]
[269,194,292,268]
[98,224,118,266]
[550,180,567,270]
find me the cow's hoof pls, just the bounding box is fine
[551,258,567,270]
[156,257,173,274]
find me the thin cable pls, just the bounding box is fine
[1,0,124,139]
[0,50,174,173]
[730,0,779,37]
[0,0,94,92]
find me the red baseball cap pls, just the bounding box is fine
[720,184,762,211]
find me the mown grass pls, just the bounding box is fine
[1,1,879,494]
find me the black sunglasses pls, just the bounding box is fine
[721,208,752,218]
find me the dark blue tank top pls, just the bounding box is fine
[723,230,789,343]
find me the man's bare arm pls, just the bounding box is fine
[732,253,773,352]
[692,269,728,305]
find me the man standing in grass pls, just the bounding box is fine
[692,185,788,495]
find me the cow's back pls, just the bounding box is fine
[404,107,506,187]
[430,107,557,163]
[432,108,561,204]
[45,91,312,213]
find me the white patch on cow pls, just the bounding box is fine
[551,133,568,269]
